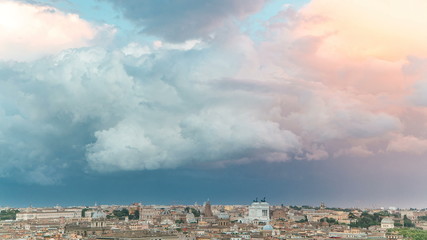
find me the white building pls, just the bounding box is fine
[247,200,270,223]
[381,217,395,229]
[329,232,368,238]
[186,212,197,223]
[16,209,81,221]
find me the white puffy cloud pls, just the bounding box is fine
[86,108,300,172]
[121,40,206,58]
[0,0,114,61]
[296,0,427,61]
[387,135,427,155]
[3,0,427,184]
[0,40,304,180]
[6,32,396,179]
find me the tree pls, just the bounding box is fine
[320,217,338,225]
[377,211,390,216]
[349,212,381,228]
[302,205,315,209]
[191,208,200,217]
[112,208,129,219]
[81,208,89,218]
[0,209,20,220]
[296,216,308,223]
[403,215,415,228]
[185,207,200,216]
[129,210,139,220]
[393,228,427,240]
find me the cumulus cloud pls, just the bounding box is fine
[0,47,142,182]
[4,0,427,184]
[404,57,427,107]
[333,145,374,158]
[296,0,427,61]
[245,0,427,159]
[122,40,206,58]
[387,135,427,155]
[104,0,268,42]
[0,41,303,180]
[0,0,114,61]
[410,80,427,106]
[86,108,299,172]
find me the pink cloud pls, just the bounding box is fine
[0,0,113,61]
[229,0,427,161]
[297,0,427,61]
[387,135,427,155]
[334,145,374,158]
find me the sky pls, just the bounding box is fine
[1,0,427,209]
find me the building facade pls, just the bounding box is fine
[247,199,270,223]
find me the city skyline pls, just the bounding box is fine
[2,199,425,211]
[2,198,423,239]
[1,0,427,208]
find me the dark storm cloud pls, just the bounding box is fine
[104,0,268,42]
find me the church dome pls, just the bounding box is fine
[381,217,394,224]
[262,224,274,231]
[217,212,230,219]
[92,210,107,219]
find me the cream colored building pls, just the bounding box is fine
[247,201,270,223]
[381,217,395,229]
[16,208,81,220]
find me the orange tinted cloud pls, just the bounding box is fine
[298,0,427,61]
[0,1,112,61]
[244,0,427,160]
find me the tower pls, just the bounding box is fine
[204,201,213,217]
[320,202,326,209]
